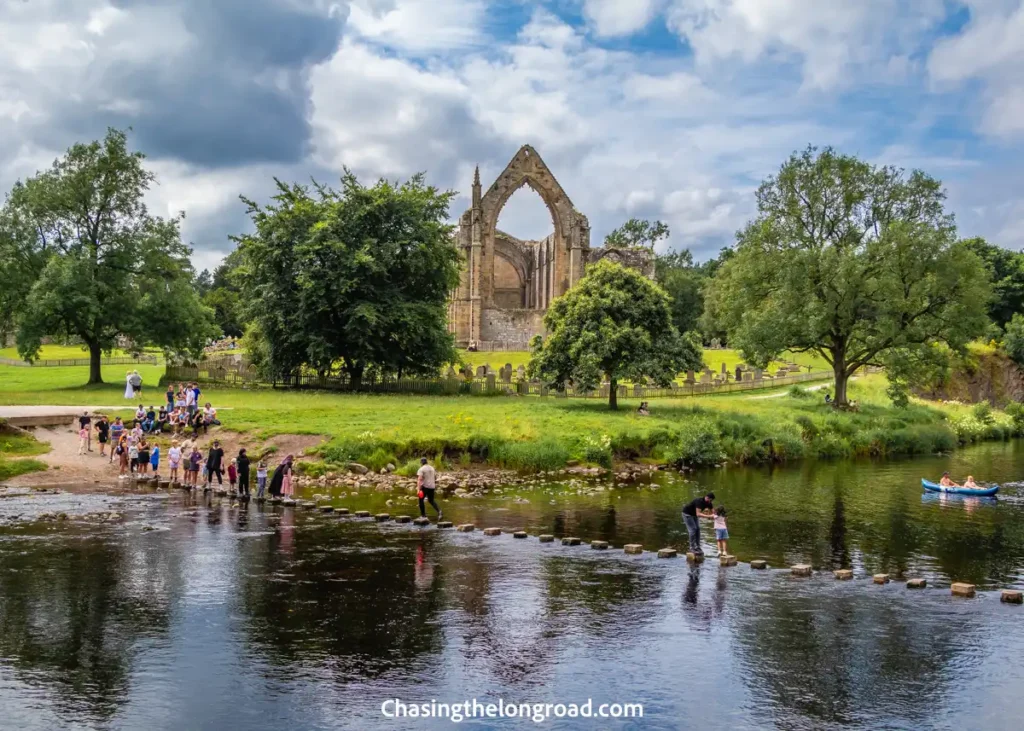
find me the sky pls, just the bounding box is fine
[2,0,1024,273]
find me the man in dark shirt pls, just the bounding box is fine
[682,492,715,556]
[205,440,225,488]
[78,412,92,452]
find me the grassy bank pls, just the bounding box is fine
[0,425,50,482]
[2,355,1019,473]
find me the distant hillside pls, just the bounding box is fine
[914,345,1024,406]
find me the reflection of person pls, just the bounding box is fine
[416,457,442,521]
[682,492,715,557]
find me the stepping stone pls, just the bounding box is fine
[719,555,737,566]
[394,515,411,524]
[951,582,976,598]
[457,524,475,532]
[513,531,528,539]
[270,497,282,505]
[623,544,643,555]
[301,501,317,509]
[591,540,609,550]
[336,508,350,516]
[437,521,453,529]
[354,510,371,518]
[320,505,334,513]
[750,560,767,570]
[791,564,812,577]
[657,548,677,558]
[374,513,390,522]
[834,569,853,580]
[907,578,927,589]
[282,498,296,507]
[1001,590,1023,604]
[686,552,705,563]
[413,517,431,527]
[538,534,554,543]
[873,574,890,584]
[483,527,502,536]
[561,537,581,546]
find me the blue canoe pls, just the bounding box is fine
[922,479,999,497]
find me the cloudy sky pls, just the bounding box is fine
[2,0,1024,272]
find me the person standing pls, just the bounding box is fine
[256,460,268,499]
[109,418,124,463]
[124,371,134,400]
[168,440,182,483]
[77,424,90,455]
[95,415,109,458]
[165,382,175,410]
[682,492,715,557]
[129,370,143,398]
[282,455,294,496]
[78,411,93,452]
[150,444,160,476]
[227,459,238,492]
[267,455,293,498]
[205,440,225,488]
[416,457,442,521]
[236,449,251,498]
[188,446,203,488]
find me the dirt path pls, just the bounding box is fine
[748,380,836,399]
[3,421,322,489]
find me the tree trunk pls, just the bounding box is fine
[608,378,618,410]
[833,366,849,407]
[88,342,103,384]
[349,362,365,392]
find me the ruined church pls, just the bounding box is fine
[448,145,654,350]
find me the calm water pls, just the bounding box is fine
[3,442,1024,729]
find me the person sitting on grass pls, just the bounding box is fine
[203,402,220,428]
[176,408,189,434]
[157,405,169,432]
[637,401,650,416]
[135,403,146,427]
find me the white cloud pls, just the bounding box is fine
[347,0,486,52]
[582,0,664,37]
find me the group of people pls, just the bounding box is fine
[682,491,730,558]
[166,441,295,499]
[76,413,161,477]
[939,472,981,489]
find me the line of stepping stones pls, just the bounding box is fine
[170,482,1023,605]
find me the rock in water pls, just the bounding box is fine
[750,560,767,570]
[623,544,643,555]
[561,537,581,546]
[907,578,927,589]
[791,564,812,577]
[951,582,976,598]
[591,540,609,550]
[834,569,853,580]
[657,548,677,558]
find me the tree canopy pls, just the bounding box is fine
[704,146,991,406]
[528,259,703,409]
[962,237,1024,329]
[604,218,670,249]
[235,171,462,386]
[0,128,216,382]
[654,247,734,340]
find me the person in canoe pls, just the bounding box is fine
[939,472,961,488]
[964,475,980,489]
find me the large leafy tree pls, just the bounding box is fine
[528,259,703,410]
[705,146,991,406]
[236,171,461,387]
[0,129,216,383]
[962,237,1024,328]
[201,249,245,338]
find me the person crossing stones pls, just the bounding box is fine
[416,457,442,521]
[682,492,715,557]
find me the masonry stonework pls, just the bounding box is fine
[449,145,653,349]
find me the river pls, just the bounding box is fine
[2,441,1024,729]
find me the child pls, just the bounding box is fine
[117,437,129,477]
[168,440,182,483]
[189,447,203,488]
[150,444,160,476]
[228,458,238,491]
[256,460,268,499]
[78,425,90,455]
[714,506,729,556]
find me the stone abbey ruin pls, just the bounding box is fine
[448,145,654,350]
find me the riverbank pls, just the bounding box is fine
[3,368,1023,479]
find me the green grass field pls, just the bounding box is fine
[0,427,51,482]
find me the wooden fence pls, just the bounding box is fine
[165,363,834,399]
[0,355,160,368]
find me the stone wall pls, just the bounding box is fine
[587,247,655,279]
[480,308,544,347]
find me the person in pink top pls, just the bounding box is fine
[714,506,729,556]
[78,426,90,455]
[282,455,294,496]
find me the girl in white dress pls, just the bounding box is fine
[124,371,134,399]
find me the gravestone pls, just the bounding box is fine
[462,365,473,379]
[743,371,754,382]
[501,365,512,383]
[633,384,643,397]
[735,365,743,381]
[486,374,496,391]
[721,362,728,375]
[446,366,457,378]
[754,368,763,381]
[685,370,696,385]
[476,365,487,378]
[517,365,526,380]
[700,372,712,384]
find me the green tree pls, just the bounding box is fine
[528,259,703,410]
[962,238,1024,328]
[236,171,461,387]
[604,218,670,249]
[201,249,245,338]
[0,129,216,383]
[1003,314,1024,366]
[705,146,991,406]
[655,249,705,337]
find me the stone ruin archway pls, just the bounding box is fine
[449,146,591,347]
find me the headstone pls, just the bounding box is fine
[462,365,473,379]
[754,368,763,381]
[735,365,743,381]
[517,365,526,380]
[486,374,496,391]
[721,362,728,375]
[685,370,696,385]
[503,363,513,382]
[743,371,754,382]
[700,372,712,384]
[633,384,643,397]
[446,366,457,378]
[476,365,487,378]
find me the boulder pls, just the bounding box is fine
[791,564,812,577]
[657,548,677,558]
[750,560,767,570]
[1001,589,1023,604]
[591,540,609,550]
[834,569,853,580]
[907,578,927,589]
[951,582,976,598]
[348,463,369,475]
[623,544,643,555]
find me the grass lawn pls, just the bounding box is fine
[0,344,161,362]
[0,427,51,482]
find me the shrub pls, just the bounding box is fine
[294,460,330,478]
[490,439,570,472]
[673,419,725,467]
[1005,402,1024,433]
[362,448,398,472]
[579,433,613,468]
[396,459,421,477]
[972,401,994,425]
[789,385,813,399]
[1003,313,1024,366]
[794,415,819,441]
